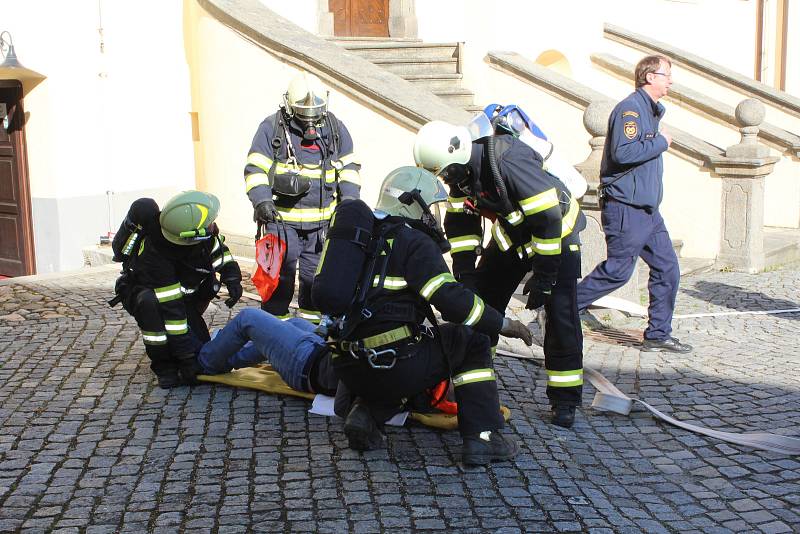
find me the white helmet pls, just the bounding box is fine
[284,72,328,124]
[413,121,472,175]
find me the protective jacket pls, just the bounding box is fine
[112,198,242,355]
[244,111,361,229]
[600,88,668,210]
[444,134,583,286]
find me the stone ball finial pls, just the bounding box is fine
[584,100,614,137]
[735,98,765,128]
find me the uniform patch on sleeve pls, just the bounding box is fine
[622,110,639,118]
[623,120,638,139]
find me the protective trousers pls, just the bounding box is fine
[260,222,326,322]
[471,234,584,407]
[576,199,679,341]
[332,323,504,436]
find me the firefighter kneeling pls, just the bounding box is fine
[312,167,533,465]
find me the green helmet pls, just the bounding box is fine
[159,190,220,246]
[375,166,447,220]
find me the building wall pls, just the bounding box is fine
[4,0,195,272]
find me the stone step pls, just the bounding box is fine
[764,226,800,267]
[432,87,475,108]
[405,73,464,90]
[344,43,459,61]
[374,57,459,75]
[328,37,422,45]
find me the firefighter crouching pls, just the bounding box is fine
[110,191,243,389]
[244,71,361,323]
[414,116,586,429]
[312,166,534,466]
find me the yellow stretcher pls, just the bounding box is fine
[198,364,510,430]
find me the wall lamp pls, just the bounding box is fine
[0,31,46,96]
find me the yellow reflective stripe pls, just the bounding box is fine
[247,152,273,172]
[491,222,512,252]
[464,294,485,326]
[276,201,337,222]
[247,152,339,182]
[449,234,481,253]
[447,196,467,213]
[164,319,188,335]
[505,210,524,226]
[297,309,321,323]
[361,325,414,349]
[180,286,196,295]
[547,369,584,387]
[122,230,140,256]
[452,368,495,386]
[245,172,270,192]
[532,236,561,255]
[520,188,559,216]
[141,330,167,345]
[338,168,361,185]
[373,276,407,290]
[316,239,330,275]
[339,153,358,165]
[560,197,579,237]
[211,237,221,254]
[212,252,233,268]
[569,244,580,251]
[155,283,182,303]
[275,313,292,320]
[420,272,456,300]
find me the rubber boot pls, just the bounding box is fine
[344,399,386,451]
[461,431,519,465]
[551,405,576,429]
[155,369,181,389]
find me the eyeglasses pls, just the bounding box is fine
[652,72,672,79]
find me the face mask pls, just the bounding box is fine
[439,164,473,194]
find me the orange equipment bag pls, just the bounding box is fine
[251,231,286,302]
[428,379,458,415]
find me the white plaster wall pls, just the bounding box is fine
[4,0,195,272]
[259,0,320,33]
[786,1,800,95]
[189,4,415,239]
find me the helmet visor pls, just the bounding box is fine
[292,94,327,123]
[467,112,493,141]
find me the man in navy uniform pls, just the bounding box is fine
[577,54,691,353]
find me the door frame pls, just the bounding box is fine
[0,80,35,276]
[320,0,418,38]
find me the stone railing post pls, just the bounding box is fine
[575,100,640,304]
[707,98,779,273]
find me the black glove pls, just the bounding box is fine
[224,279,243,308]
[522,276,554,310]
[174,353,202,386]
[254,200,278,223]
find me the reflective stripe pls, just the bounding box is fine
[420,272,456,300]
[339,152,358,166]
[491,222,512,252]
[247,152,273,172]
[360,325,414,349]
[452,368,495,387]
[505,210,524,226]
[164,319,188,335]
[520,188,559,216]
[560,197,580,237]
[338,168,361,185]
[245,172,270,192]
[276,201,337,222]
[275,313,292,320]
[122,231,140,256]
[155,283,182,303]
[449,234,481,253]
[212,252,233,268]
[464,294,485,326]
[373,276,407,290]
[180,286,196,295]
[315,239,330,275]
[569,244,580,251]
[532,236,561,255]
[546,369,584,387]
[142,330,167,345]
[298,309,321,323]
[447,196,467,213]
[247,152,339,183]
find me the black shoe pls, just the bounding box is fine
[176,353,204,386]
[551,405,576,429]
[344,401,386,451]
[156,370,181,389]
[641,336,692,353]
[462,431,520,465]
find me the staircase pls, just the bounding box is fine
[332,37,482,113]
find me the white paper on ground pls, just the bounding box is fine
[591,295,648,316]
[308,394,409,426]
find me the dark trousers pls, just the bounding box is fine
[332,323,504,436]
[576,199,679,340]
[260,222,326,322]
[470,233,584,407]
[124,285,211,376]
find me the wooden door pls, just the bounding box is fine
[0,83,35,276]
[330,0,389,37]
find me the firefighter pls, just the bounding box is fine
[413,117,586,428]
[244,71,360,323]
[312,166,534,465]
[111,191,243,389]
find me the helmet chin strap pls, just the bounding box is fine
[398,189,451,253]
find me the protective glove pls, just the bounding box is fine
[254,200,278,224]
[522,276,554,310]
[500,317,533,346]
[224,279,243,308]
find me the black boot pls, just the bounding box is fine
[175,353,203,386]
[551,405,576,429]
[461,431,519,465]
[344,399,386,451]
[155,369,181,389]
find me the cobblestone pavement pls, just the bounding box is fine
[0,264,799,533]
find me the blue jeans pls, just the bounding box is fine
[198,308,323,391]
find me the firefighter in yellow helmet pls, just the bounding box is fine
[244,71,361,324]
